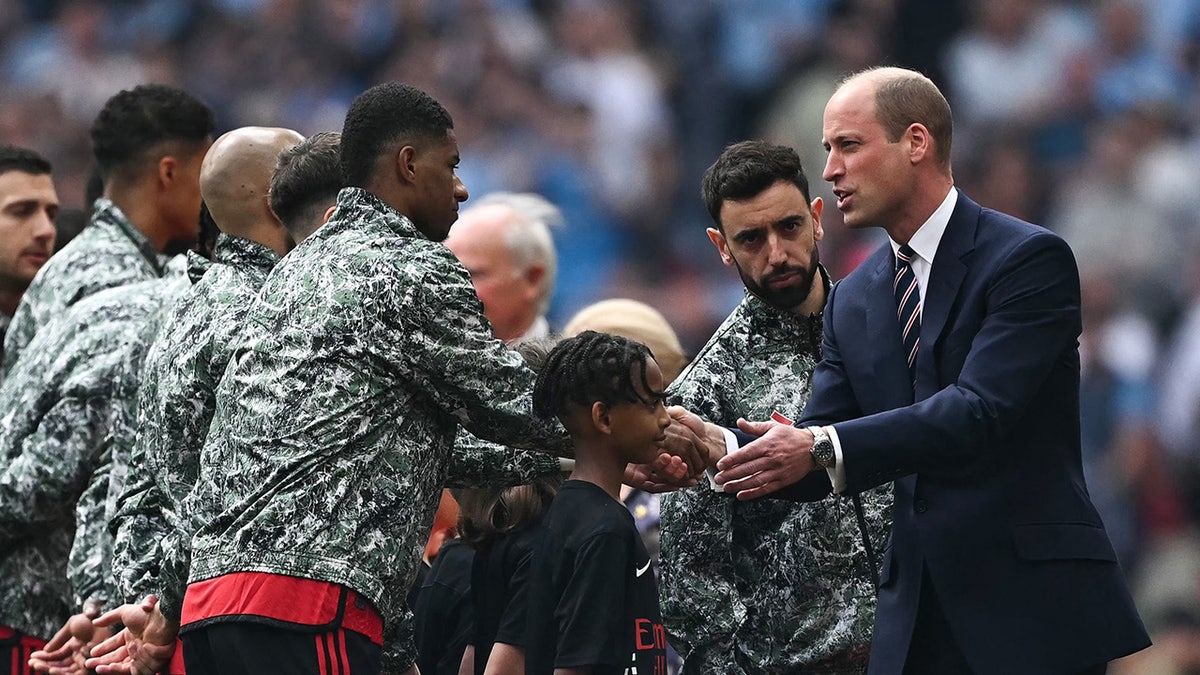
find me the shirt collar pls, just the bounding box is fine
[889,186,957,266]
[93,197,168,275]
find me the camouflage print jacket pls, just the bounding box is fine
[2,198,166,377]
[184,188,569,674]
[110,235,280,618]
[0,274,186,639]
[112,235,559,619]
[660,277,894,675]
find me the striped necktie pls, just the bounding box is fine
[894,244,921,382]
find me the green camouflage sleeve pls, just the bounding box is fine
[69,446,114,609]
[379,255,568,455]
[382,607,416,675]
[445,428,564,489]
[70,355,143,610]
[107,370,173,608]
[0,396,108,546]
[109,468,169,605]
[660,371,746,668]
[1,300,37,377]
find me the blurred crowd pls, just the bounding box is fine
[3,0,1200,669]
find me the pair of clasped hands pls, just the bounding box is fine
[27,409,818,675]
[630,406,820,501]
[28,595,175,675]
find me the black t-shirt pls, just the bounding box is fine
[470,520,540,675]
[413,538,475,675]
[524,481,667,675]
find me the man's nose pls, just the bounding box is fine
[33,209,56,241]
[767,234,788,266]
[823,151,840,182]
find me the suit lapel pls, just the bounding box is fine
[864,244,914,406]
[917,194,980,386]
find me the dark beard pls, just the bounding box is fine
[735,255,819,313]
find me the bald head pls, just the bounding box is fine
[200,127,304,240]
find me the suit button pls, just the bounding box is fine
[914,499,928,513]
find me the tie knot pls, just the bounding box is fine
[897,245,916,265]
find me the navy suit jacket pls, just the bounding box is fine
[782,193,1149,674]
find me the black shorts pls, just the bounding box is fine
[181,621,381,675]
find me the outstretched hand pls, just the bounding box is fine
[28,601,111,675]
[84,595,178,675]
[714,419,816,500]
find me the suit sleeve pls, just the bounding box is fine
[769,279,853,502]
[834,232,1081,494]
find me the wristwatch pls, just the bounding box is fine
[808,426,835,468]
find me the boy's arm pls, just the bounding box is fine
[482,643,523,675]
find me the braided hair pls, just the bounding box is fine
[533,330,664,422]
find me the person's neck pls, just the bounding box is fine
[227,221,293,257]
[568,441,627,502]
[885,177,954,245]
[108,185,171,253]
[0,286,22,317]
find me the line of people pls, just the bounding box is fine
[0,65,1152,675]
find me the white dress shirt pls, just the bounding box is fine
[826,187,959,492]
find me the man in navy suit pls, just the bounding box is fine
[711,67,1150,674]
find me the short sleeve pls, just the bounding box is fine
[553,533,631,669]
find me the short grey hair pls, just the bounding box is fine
[462,192,563,316]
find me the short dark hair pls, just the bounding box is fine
[340,82,453,188]
[533,330,663,422]
[701,141,811,229]
[90,84,215,177]
[270,131,343,238]
[0,146,51,177]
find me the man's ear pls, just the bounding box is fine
[396,145,418,184]
[157,156,178,191]
[523,262,545,290]
[591,401,613,435]
[706,227,734,267]
[322,204,336,225]
[811,197,825,242]
[906,123,933,165]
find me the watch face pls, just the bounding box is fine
[813,438,835,464]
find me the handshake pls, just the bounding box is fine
[627,407,821,500]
